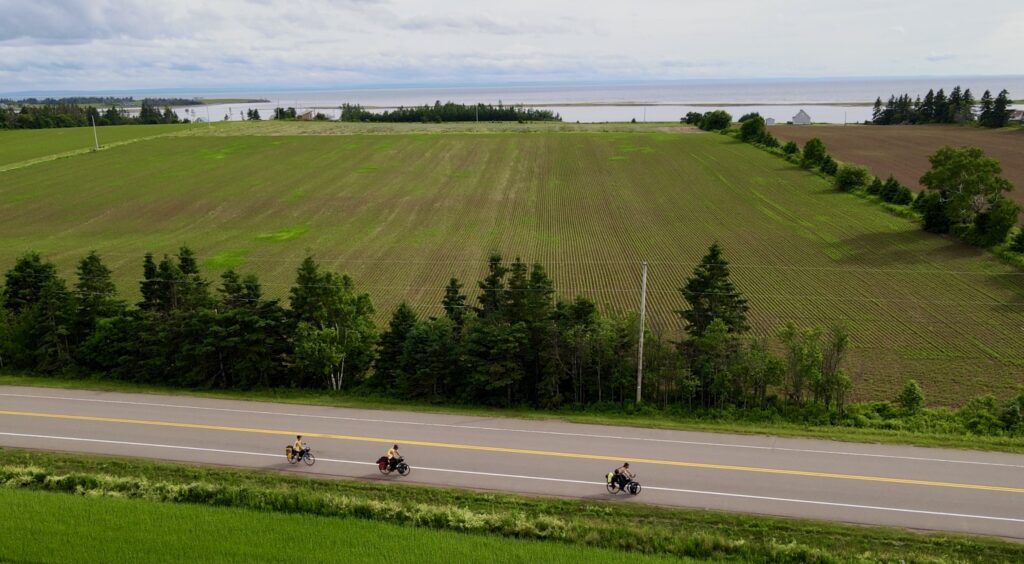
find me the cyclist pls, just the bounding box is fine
[386,444,402,471]
[292,435,307,461]
[613,462,635,490]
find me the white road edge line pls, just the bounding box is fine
[2,432,1022,525]
[3,392,1021,469]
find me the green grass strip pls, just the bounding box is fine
[0,488,679,564]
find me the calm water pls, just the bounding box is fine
[167,76,1023,124]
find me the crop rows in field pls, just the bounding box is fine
[1,127,1022,404]
[0,123,191,169]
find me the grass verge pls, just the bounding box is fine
[0,488,679,564]
[2,450,1022,563]
[2,373,1022,454]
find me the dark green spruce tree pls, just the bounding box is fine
[678,242,749,337]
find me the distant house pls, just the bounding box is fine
[297,111,314,120]
[765,117,776,126]
[792,110,811,125]
[1010,110,1024,124]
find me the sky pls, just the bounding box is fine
[1,0,1022,94]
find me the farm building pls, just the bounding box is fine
[297,111,314,120]
[765,117,776,125]
[792,110,811,125]
[1010,110,1024,124]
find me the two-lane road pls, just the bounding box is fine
[1,386,1022,538]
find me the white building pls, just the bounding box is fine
[792,110,811,125]
[765,117,776,125]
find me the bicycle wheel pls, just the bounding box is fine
[606,482,619,494]
[288,455,299,465]
[304,452,316,466]
[397,463,410,476]
[627,482,641,496]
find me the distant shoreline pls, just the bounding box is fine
[285,101,877,110]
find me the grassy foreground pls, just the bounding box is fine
[0,488,676,564]
[3,374,1022,453]
[2,449,1021,563]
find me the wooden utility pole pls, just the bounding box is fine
[636,260,648,403]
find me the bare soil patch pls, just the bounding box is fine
[772,124,1024,218]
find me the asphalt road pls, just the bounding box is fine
[1,386,1022,538]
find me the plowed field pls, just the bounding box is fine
[772,124,1024,217]
[2,123,1022,404]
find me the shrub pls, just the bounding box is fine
[738,112,761,122]
[866,177,883,195]
[761,133,780,148]
[963,197,1020,247]
[683,112,703,125]
[739,116,767,143]
[800,138,827,168]
[896,380,924,414]
[782,141,799,155]
[819,155,838,175]
[959,395,1003,435]
[879,176,901,202]
[1011,229,1024,253]
[699,110,732,131]
[891,185,914,205]
[834,165,869,192]
[918,192,951,233]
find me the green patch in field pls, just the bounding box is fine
[608,155,627,161]
[287,190,306,202]
[355,165,381,173]
[204,250,249,270]
[256,225,309,242]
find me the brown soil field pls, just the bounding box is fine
[771,124,1024,219]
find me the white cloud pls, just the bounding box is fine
[0,0,1021,93]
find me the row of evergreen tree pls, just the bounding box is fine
[870,86,1014,127]
[339,101,561,123]
[0,246,853,412]
[0,100,182,129]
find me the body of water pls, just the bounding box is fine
[162,76,1023,124]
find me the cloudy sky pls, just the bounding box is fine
[1,0,1021,94]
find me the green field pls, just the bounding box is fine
[0,123,190,169]
[0,488,679,564]
[1,122,1023,404]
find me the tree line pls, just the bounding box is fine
[2,244,861,413]
[870,86,1014,128]
[339,101,561,123]
[1,100,182,129]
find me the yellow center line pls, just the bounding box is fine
[3,409,1022,494]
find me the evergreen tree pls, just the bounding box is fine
[978,90,994,126]
[920,89,935,122]
[476,253,508,319]
[677,242,749,337]
[871,97,883,123]
[375,302,418,391]
[442,277,467,327]
[991,90,1012,128]
[139,252,162,310]
[2,252,59,314]
[72,251,123,344]
[959,88,976,123]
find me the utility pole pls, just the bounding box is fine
[635,260,648,404]
[90,115,99,150]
